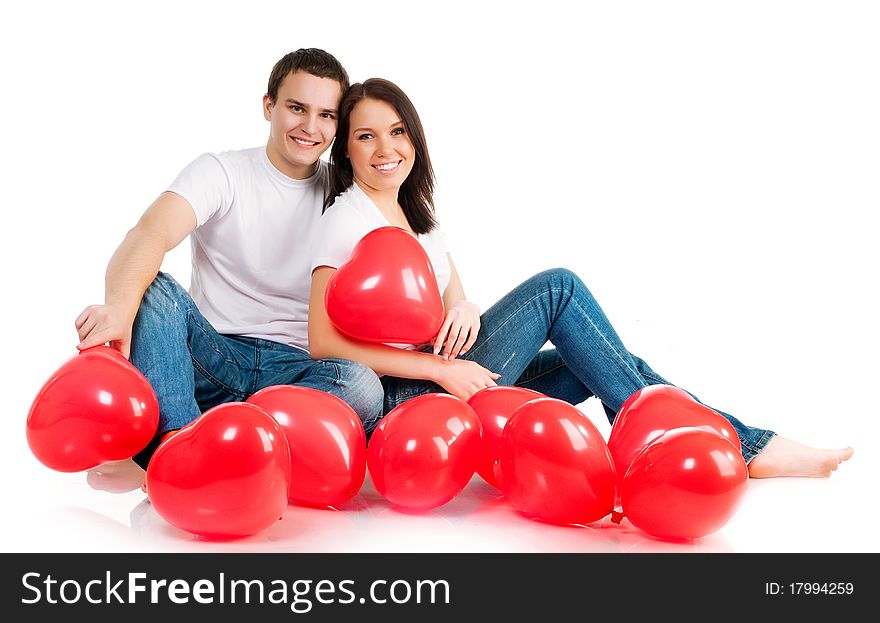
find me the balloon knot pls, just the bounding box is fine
[610,510,624,524]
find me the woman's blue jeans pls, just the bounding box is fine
[129,272,384,469]
[381,268,775,463]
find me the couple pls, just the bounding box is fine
[75,48,851,482]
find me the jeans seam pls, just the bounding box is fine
[383,382,441,413]
[190,354,250,400]
[564,290,647,389]
[640,369,666,384]
[391,385,430,401]
[186,311,249,400]
[741,430,776,462]
[514,361,568,386]
[191,320,238,366]
[251,340,261,395]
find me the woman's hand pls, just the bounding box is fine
[433,300,481,360]
[432,358,501,402]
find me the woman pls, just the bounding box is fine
[308,78,852,478]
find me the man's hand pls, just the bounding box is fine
[432,300,481,360]
[75,304,133,359]
[73,191,197,360]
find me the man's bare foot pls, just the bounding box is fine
[140,430,181,493]
[747,436,854,478]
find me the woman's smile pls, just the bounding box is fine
[373,160,402,173]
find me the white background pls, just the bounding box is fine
[2,1,878,554]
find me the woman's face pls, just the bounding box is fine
[346,97,415,194]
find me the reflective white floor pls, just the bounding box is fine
[7,398,876,555]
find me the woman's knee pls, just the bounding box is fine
[529,267,583,296]
[547,266,580,285]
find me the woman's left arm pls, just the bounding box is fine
[433,254,481,359]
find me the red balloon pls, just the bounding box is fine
[619,426,748,540]
[367,393,482,510]
[325,226,444,344]
[607,384,740,487]
[26,345,159,472]
[145,402,290,539]
[467,385,546,489]
[497,398,617,525]
[247,385,367,508]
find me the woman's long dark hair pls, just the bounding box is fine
[325,78,437,234]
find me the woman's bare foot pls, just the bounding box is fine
[747,436,854,478]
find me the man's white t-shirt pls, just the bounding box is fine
[310,183,451,350]
[168,146,327,352]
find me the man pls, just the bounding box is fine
[75,48,384,470]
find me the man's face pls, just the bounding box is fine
[264,70,343,179]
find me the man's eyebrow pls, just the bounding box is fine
[284,98,338,114]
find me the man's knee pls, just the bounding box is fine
[138,272,191,319]
[331,360,384,428]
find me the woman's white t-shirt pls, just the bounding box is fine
[310,183,451,350]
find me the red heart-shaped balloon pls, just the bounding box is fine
[145,402,290,539]
[467,385,546,489]
[607,384,740,486]
[325,226,444,344]
[619,426,748,540]
[497,398,617,526]
[247,385,367,508]
[367,393,482,511]
[26,345,159,472]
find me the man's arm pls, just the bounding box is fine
[74,191,197,358]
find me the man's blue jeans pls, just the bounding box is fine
[129,272,384,469]
[381,268,775,463]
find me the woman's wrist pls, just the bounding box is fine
[418,351,447,385]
